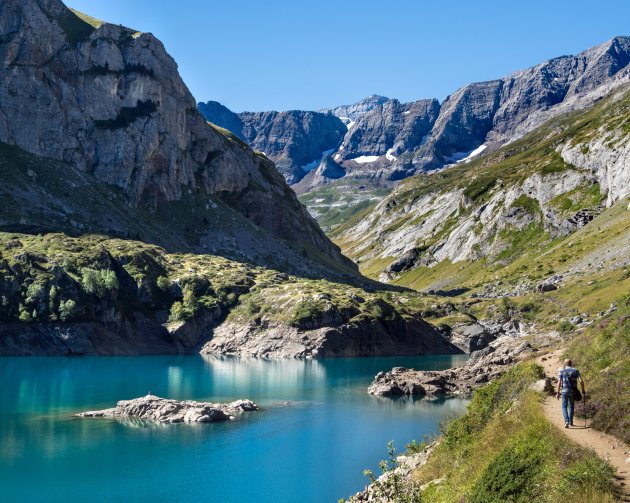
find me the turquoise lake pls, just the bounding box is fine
[0,354,469,502]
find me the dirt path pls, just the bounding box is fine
[537,349,630,501]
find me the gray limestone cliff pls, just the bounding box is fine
[201,38,629,192]
[0,0,354,276]
[198,104,347,184]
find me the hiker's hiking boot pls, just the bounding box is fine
[564,422,569,428]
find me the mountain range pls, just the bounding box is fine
[199,36,630,193]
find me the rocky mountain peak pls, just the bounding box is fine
[199,37,628,193]
[324,95,390,122]
[0,0,355,275]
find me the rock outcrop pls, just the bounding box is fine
[0,0,354,277]
[338,84,630,282]
[77,394,258,423]
[201,316,460,359]
[198,105,347,184]
[324,94,390,122]
[333,99,441,179]
[368,336,536,397]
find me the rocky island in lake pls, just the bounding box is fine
[77,395,258,424]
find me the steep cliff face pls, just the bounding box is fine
[198,104,347,184]
[239,110,347,184]
[324,94,389,122]
[334,99,441,177]
[335,85,630,287]
[201,37,629,196]
[0,0,354,276]
[340,37,630,183]
[411,37,630,171]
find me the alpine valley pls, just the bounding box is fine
[1,0,629,502]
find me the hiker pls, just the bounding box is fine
[556,358,585,428]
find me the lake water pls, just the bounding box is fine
[0,354,469,502]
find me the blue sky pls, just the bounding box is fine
[68,0,629,112]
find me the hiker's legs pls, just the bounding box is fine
[567,393,575,424]
[561,392,571,424]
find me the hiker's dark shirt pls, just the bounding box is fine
[559,366,581,393]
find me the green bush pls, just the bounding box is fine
[18,304,33,322]
[81,268,119,298]
[156,276,171,291]
[469,440,545,502]
[58,299,78,322]
[289,299,323,326]
[245,300,260,316]
[168,301,189,322]
[557,320,574,332]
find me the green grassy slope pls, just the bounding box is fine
[0,232,435,334]
[298,179,392,233]
[350,363,620,502]
[335,86,630,290]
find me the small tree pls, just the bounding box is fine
[81,268,119,298]
[59,299,78,322]
[49,285,58,321]
[18,304,32,322]
[168,301,187,322]
[156,276,171,291]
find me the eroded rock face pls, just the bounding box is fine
[336,99,440,164]
[77,395,258,423]
[202,38,629,191]
[198,105,347,184]
[368,336,536,397]
[0,0,353,272]
[201,317,460,359]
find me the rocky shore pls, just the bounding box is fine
[200,317,460,359]
[349,442,439,502]
[368,335,536,397]
[77,395,258,424]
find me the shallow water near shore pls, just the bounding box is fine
[0,354,468,502]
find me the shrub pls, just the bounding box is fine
[81,268,119,298]
[245,300,260,317]
[168,301,188,322]
[58,299,78,322]
[48,285,58,319]
[469,440,545,502]
[156,276,171,291]
[289,299,323,326]
[18,304,32,322]
[557,320,574,332]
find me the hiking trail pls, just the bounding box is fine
[537,349,630,501]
